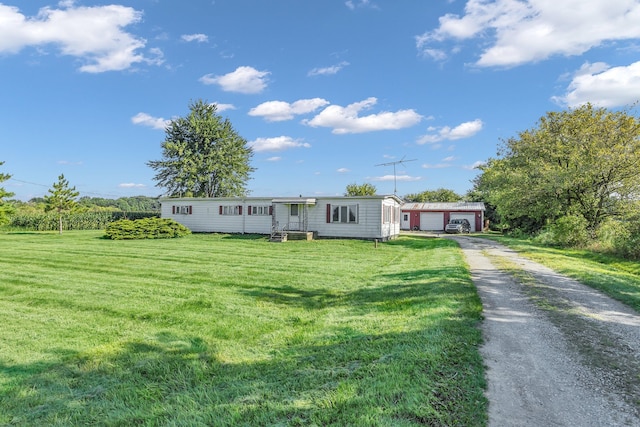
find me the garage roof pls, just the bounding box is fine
[402,202,485,211]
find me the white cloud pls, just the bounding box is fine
[266,156,282,162]
[464,160,486,170]
[199,66,270,94]
[213,103,236,112]
[553,61,640,107]
[181,33,208,43]
[308,61,350,76]
[249,136,311,152]
[345,0,378,10]
[304,97,422,134]
[421,163,451,169]
[131,112,170,130]
[417,0,640,67]
[370,174,422,182]
[0,3,160,72]
[118,183,146,188]
[337,168,350,173]
[249,98,330,122]
[417,119,483,144]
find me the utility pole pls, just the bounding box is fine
[375,157,417,195]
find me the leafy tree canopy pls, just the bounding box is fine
[475,103,640,233]
[345,182,377,196]
[44,174,80,234]
[0,161,15,225]
[148,99,255,198]
[404,188,463,203]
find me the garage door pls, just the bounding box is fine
[420,212,444,231]
[450,213,476,232]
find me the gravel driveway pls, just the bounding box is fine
[449,235,640,427]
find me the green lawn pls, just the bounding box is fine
[479,234,640,312]
[0,231,486,426]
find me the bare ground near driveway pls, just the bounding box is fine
[448,235,640,427]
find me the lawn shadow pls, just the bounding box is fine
[0,332,217,425]
[236,266,472,312]
[0,325,486,426]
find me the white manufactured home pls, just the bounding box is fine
[160,195,403,241]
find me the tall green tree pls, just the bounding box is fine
[148,100,255,198]
[475,104,640,233]
[0,161,15,225]
[44,174,79,234]
[345,182,377,196]
[404,188,462,202]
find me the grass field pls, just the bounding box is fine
[0,231,486,426]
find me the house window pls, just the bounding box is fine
[251,205,271,215]
[403,213,408,221]
[331,204,358,223]
[290,204,299,216]
[220,205,242,215]
[383,206,392,223]
[173,205,192,215]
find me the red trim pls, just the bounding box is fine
[172,206,176,214]
[219,206,222,215]
[326,204,331,223]
[188,205,192,215]
[239,205,243,215]
[247,205,252,215]
[269,206,273,215]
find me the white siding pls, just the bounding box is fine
[311,197,400,240]
[161,196,401,240]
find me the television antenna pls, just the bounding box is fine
[375,156,417,195]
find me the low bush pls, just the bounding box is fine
[105,217,191,240]
[596,217,640,260]
[534,214,589,247]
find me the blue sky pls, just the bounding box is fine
[2,0,640,201]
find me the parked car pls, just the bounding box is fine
[445,218,471,234]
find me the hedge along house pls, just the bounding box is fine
[401,202,486,232]
[160,195,403,241]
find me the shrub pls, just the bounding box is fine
[535,214,589,248]
[596,217,640,260]
[105,217,191,240]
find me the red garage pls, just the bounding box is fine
[401,202,486,232]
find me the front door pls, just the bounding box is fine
[289,204,301,230]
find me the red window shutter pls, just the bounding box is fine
[269,206,273,215]
[188,205,192,215]
[239,206,243,215]
[247,205,252,215]
[219,206,222,215]
[172,206,176,214]
[326,204,331,223]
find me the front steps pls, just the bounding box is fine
[270,231,315,242]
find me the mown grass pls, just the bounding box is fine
[480,234,640,312]
[0,231,486,426]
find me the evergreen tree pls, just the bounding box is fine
[44,174,79,234]
[0,161,15,225]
